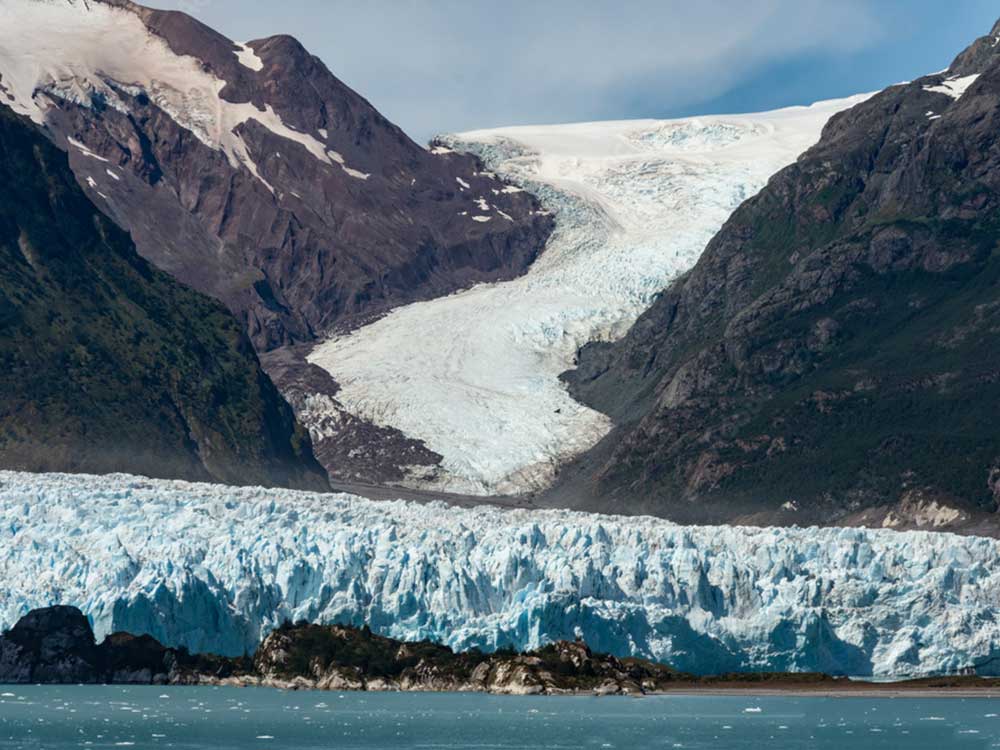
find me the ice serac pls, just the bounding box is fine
[3,471,1000,678]
[307,96,869,495]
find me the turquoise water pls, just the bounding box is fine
[0,686,997,749]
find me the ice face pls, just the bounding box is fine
[308,96,872,496]
[2,471,998,678]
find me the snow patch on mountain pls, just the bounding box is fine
[308,95,871,495]
[0,0,363,186]
[1,470,999,678]
[234,42,264,72]
[924,73,980,99]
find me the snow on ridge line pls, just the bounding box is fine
[2,470,1000,678]
[308,94,872,496]
[0,0,367,186]
[234,42,264,72]
[923,72,980,100]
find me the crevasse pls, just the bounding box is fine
[2,471,998,677]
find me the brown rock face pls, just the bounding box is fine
[554,18,1000,534]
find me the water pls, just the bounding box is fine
[0,686,997,749]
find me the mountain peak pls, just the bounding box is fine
[947,16,1000,76]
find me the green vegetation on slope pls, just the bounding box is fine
[0,105,327,489]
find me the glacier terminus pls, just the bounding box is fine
[2,471,999,679]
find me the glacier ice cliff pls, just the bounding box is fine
[2,471,999,678]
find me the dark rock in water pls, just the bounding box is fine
[0,606,682,695]
[0,607,102,684]
[552,17,1000,536]
[0,103,327,489]
[251,621,682,695]
[0,607,243,686]
[6,605,1000,693]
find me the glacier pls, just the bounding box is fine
[3,470,1000,678]
[308,96,871,495]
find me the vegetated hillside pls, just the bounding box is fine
[0,104,327,488]
[558,19,1000,534]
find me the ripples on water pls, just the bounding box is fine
[0,686,996,749]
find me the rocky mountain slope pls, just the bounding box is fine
[0,0,552,481]
[556,19,1000,533]
[5,471,1000,678]
[0,105,326,487]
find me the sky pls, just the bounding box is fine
[156,0,998,144]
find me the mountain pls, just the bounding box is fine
[4,470,1000,678]
[0,0,553,480]
[554,20,1000,533]
[0,103,326,488]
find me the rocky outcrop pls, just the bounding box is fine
[0,606,681,694]
[0,104,327,488]
[250,622,680,695]
[555,18,1000,533]
[0,607,102,684]
[0,607,242,685]
[6,0,554,351]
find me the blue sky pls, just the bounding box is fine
[158,0,997,143]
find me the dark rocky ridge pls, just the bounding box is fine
[553,19,1000,534]
[0,103,327,488]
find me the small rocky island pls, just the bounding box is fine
[0,606,685,695]
[1,607,997,695]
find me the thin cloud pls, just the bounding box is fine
[152,0,885,140]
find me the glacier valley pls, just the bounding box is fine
[308,97,871,495]
[3,471,1000,678]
